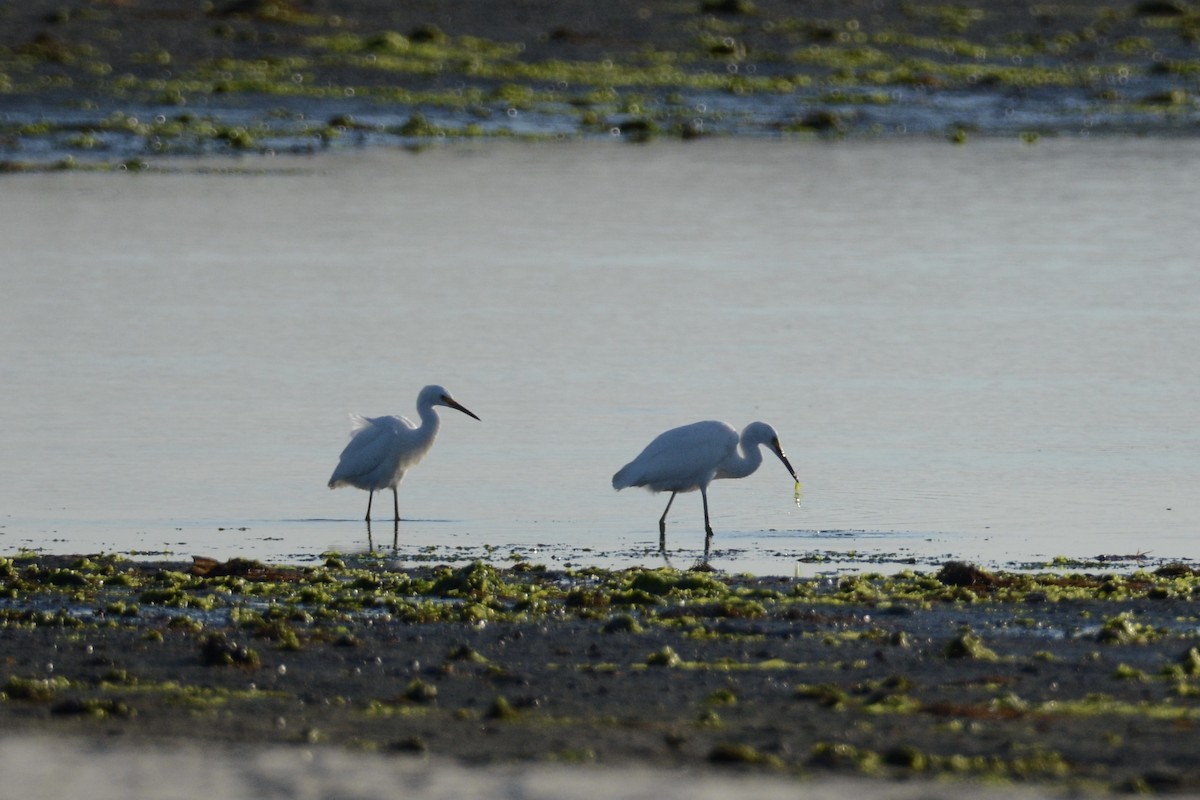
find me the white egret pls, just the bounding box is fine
[328,385,480,524]
[612,420,799,565]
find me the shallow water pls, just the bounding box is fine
[1,139,1196,574]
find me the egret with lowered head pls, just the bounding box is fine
[613,420,799,566]
[328,385,480,525]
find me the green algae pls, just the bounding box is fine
[1178,647,1200,675]
[7,554,1200,791]
[645,645,683,667]
[50,697,135,718]
[706,687,738,706]
[600,613,644,634]
[1096,611,1162,644]
[1111,663,1149,681]
[3,0,1197,164]
[199,632,261,667]
[708,741,785,768]
[403,679,438,704]
[9,555,1200,634]
[485,695,520,720]
[945,631,1000,661]
[2,675,73,702]
[807,736,1076,782]
[364,700,432,718]
[795,683,850,709]
[791,673,1200,727]
[0,608,87,628]
[118,681,289,708]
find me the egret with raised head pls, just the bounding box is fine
[328,384,480,524]
[612,420,799,565]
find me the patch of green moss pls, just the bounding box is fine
[708,742,784,768]
[809,741,883,774]
[485,695,519,720]
[1097,612,1159,645]
[2,675,72,702]
[795,683,849,709]
[401,679,438,704]
[600,613,644,634]
[646,646,684,667]
[944,631,999,660]
[199,632,261,667]
[1111,663,1148,681]
[50,697,135,718]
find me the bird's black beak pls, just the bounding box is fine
[442,395,481,421]
[771,437,799,483]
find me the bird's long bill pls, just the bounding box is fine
[442,395,481,421]
[771,438,799,483]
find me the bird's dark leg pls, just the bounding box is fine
[392,487,400,523]
[701,486,714,566]
[365,518,374,550]
[658,492,677,554]
[391,519,399,551]
[365,490,374,522]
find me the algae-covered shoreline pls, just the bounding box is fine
[5,553,1200,793]
[2,0,1199,167]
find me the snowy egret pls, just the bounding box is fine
[612,420,799,565]
[328,385,480,524]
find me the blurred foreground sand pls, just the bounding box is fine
[2,735,1097,800]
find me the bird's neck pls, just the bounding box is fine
[720,440,764,480]
[415,405,441,441]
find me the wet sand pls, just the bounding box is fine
[5,555,1200,794]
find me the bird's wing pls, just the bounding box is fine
[328,415,412,489]
[348,413,415,435]
[613,420,738,491]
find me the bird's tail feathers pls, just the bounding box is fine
[612,463,638,491]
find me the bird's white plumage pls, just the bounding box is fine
[328,413,431,492]
[612,420,740,493]
[612,418,799,565]
[328,384,479,523]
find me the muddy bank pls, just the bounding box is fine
[1,0,1199,165]
[4,554,1200,793]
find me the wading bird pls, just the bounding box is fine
[328,385,480,526]
[612,420,798,566]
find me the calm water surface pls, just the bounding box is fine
[1,139,1196,574]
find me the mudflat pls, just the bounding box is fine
[2,0,1199,163]
[4,553,1200,794]
[3,3,1199,794]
